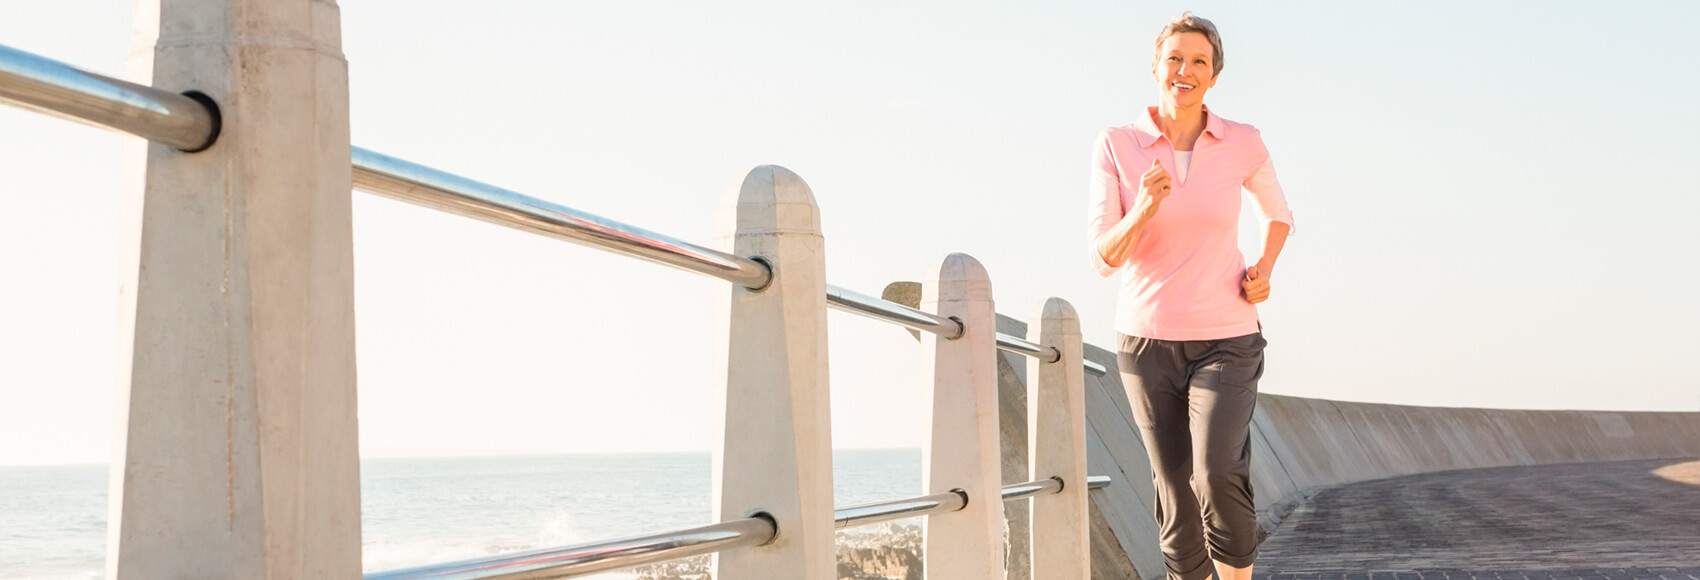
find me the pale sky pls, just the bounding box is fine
[2,0,1696,466]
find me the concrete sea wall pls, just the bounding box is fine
[990,318,1700,580]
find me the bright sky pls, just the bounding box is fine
[2,0,1696,466]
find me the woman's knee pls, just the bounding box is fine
[1193,464,1253,506]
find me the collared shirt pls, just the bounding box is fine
[1087,106,1295,341]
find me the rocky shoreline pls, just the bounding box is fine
[632,522,922,580]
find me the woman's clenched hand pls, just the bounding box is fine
[1132,159,1172,221]
[1242,264,1272,304]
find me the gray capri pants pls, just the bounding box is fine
[1117,331,1266,580]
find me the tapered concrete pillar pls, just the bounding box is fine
[109,0,357,578]
[1028,298,1088,580]
[922,253,1004,579]
[711,165,835,579]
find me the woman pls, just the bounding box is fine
[1086,13,1294,580]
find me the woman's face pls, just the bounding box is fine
[1151,31,1218,109]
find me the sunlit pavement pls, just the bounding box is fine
[1253,458,1700,579]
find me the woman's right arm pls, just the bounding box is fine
[1088,134,1170,275]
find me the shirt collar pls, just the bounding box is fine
[1131,105,1227,149]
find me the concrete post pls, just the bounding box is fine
[109,0,357,578]
[922,253,1004,579]
[1028,298,1088,580]
[710,166,835,579]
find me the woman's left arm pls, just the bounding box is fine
[1242,154,1295,304]
[1243,221,1290,304]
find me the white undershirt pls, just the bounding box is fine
[1173,150,1192,183]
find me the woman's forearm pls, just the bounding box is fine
[1256,221,1291,273]
[1096,209,1156,269]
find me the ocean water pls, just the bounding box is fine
[0,448,921,579]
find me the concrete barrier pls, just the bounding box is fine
[989,314,1700,580]
[1250,397,1700,529]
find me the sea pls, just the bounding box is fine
[0,448,922,579]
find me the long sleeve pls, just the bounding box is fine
[1087,130,1125,277]
[1243,146,1295,234]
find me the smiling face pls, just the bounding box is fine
[1152,31,1219,109]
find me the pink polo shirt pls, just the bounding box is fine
[1087,107,1295,341]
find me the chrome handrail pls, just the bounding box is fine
[358,149,979,339]
[834,474,1112,532]
[1001,477,1064,502]
[993,333,1107,376]
[0,43,217,151]
[834,490,968,530]
[352,147,772,290]
[2,42,1113,374]
[826,284,964,340]
[366,474,1114,579]
[363,516,775,580]
[356,149,1109,378]
[1001,475,1110,502]
[997,334,1059,363]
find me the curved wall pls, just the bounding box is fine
[990,324,1700,580]
[1247,393,1700,526]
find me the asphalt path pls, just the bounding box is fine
[1253,458,1700,580]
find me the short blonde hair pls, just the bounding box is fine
[1154,12,1224,78]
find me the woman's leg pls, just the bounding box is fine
[1118,334,1213,580]
[1214,561,1253,580]
[1185,333,1267,574]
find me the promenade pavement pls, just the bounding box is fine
[1252,458,1700,580]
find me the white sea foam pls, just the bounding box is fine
[534,508,589,546]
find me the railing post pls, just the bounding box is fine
[109,0,357,578]
[710,165,835,579]
[1028,298,1088,580]
[922,253,1005,579]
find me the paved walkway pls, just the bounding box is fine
[1253,458,1700,580]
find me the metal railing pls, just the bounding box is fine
[356,148,1113,377]
[363,517,777,580]
[2,39,1109,579]
[835,475,1111,531]
[351,147,774,291]
[0,43,217,151]
[355,148,1110,377]
[0,45,1108,377]
[366,476,1112,580]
